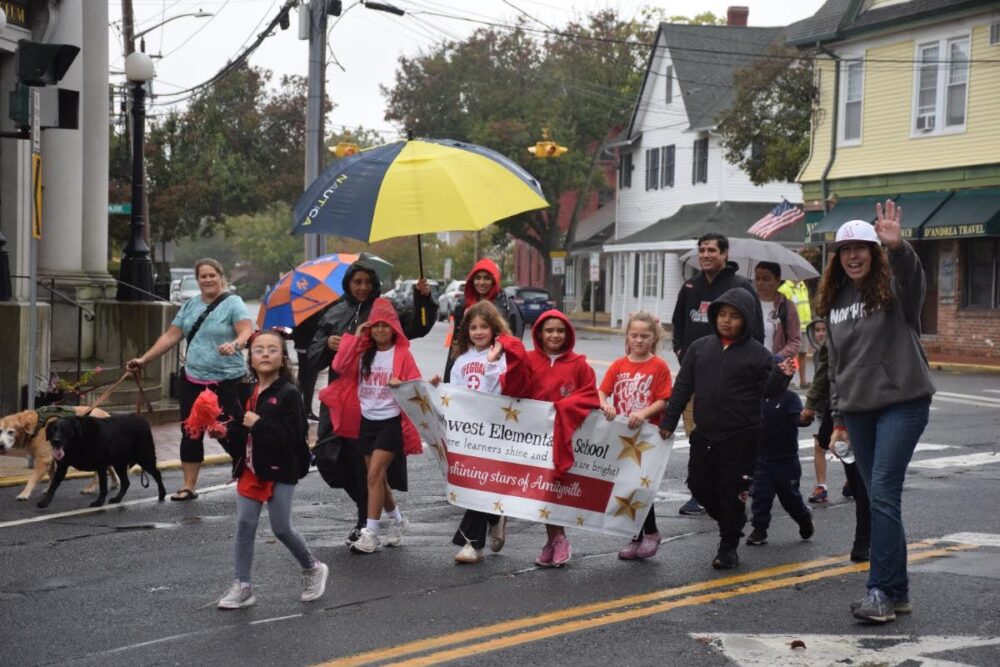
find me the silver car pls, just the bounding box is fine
[437,280,465,321]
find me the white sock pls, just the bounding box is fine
[388,507,403,523]
[366,518,380,534]
[239,581,251,590]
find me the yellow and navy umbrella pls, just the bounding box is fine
[291,138,549,242]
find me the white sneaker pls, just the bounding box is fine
[489,516,507,553]
[350,527,380,554]
[218,581,256,609]
[454,542,484,564]
[384,517,409,547]
[301,561,329,602]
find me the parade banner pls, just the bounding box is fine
[391,381,673,537]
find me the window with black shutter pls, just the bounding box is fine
[692,137,708,184]
[661,145,675,188]
[645,147,660,190]
[619,152,633,188]
[665,66,673,103]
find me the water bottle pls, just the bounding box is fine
[831,439,856,464]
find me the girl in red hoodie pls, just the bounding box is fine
[598,311,673,560]
[527,310,600,568]
[319,298,423,555]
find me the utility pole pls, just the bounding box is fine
[303,0,327,261]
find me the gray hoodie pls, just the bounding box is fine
[826,241,935,416]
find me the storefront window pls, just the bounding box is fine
[964,239,999,308]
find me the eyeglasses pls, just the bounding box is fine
[251,345,283,355]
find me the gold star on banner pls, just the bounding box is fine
[439,393,451,407]
[617,431,655,466]
[613,490,647,521]
[408,389,432,415]
[639,476,652,488]
[501,403,521,423]
[576,516,585,526]
[449,491,457,503]
[538,507,551,520]
[419,421,430,431]
[493,500,504,513]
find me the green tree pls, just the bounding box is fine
[224,203,305,299]
[382,11,654,300]
[718,46,817,185]
[142,65,316,243]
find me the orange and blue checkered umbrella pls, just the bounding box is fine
[257,252,392,329]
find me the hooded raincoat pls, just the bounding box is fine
[527,310,600,475]
[319,298,423,456]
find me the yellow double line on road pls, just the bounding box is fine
[318,540,974,667]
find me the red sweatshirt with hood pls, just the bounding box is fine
[319,298,423,455]
[527,310,601,475]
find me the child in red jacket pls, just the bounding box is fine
[527,310,600,568]
[319,298,423,555]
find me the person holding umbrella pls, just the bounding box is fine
[307,258,436,544]
[443,258,523,382]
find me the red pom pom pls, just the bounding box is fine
[183,389,224,439]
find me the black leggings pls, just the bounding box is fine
[177,374,242,463]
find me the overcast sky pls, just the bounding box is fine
[111,0,826,138]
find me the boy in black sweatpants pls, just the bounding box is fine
[746,387,814,546]
[659,288,794,569]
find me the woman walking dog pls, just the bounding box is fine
[127,258,252,501]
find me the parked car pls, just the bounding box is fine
[170,274,200,303]
[503,286,557,325]
[385,279,441,310]
[437,280,465,321]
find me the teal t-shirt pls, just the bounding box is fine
[172,295,252,381]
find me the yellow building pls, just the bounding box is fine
[788,0,1000,360]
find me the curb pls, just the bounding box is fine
[0,453,233,489]
[929,361,1000,375]
[574,324,622,336]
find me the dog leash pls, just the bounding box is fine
[83,370,153,416]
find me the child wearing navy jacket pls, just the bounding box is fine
[745,387,814,546]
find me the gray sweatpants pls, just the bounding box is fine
[234,482,314,583]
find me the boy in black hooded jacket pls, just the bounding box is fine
[660,288,795,569]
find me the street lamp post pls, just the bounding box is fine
[116,51,155,301]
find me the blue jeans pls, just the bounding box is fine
[844,397,930,600]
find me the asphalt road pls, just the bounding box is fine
[2,323,999,666]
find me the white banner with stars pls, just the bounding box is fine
[391,380,674,537]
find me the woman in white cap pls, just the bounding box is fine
[814,200,935,624]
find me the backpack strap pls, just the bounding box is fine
[187,292,233,347]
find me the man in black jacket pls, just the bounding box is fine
[671,233,764,515]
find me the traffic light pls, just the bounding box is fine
[15,40,80,87]
[527,128,568,159]
[329,132,359,158]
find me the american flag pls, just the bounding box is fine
[747,200,805,239]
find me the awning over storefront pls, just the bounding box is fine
[808,196,891,243]
[922,189,1000,239]
[894,191,952,240]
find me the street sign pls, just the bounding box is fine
[108,203,132,215]
[550,250,566,276]
[589,252,600,282]
[31,154,42,239]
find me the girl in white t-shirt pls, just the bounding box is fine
[322,298,423,554]
[430,300,532,563]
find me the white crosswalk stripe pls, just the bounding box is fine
[933,391,1000,408]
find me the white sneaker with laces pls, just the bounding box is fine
[489,516,507,553]
[218,581,256,609]
[301,562,329,602]
[350,527,381,553]
[384,517,409,547]
[454,542,484,563]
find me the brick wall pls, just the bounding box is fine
[922,239,1000,361]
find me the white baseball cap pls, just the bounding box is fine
[834,219,880,247]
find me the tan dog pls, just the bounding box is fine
[0,407,117,500]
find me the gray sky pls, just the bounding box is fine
[111,0,826,138]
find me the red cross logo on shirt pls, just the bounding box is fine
[467,375,481,391]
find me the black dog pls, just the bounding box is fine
[38,415,166,508]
